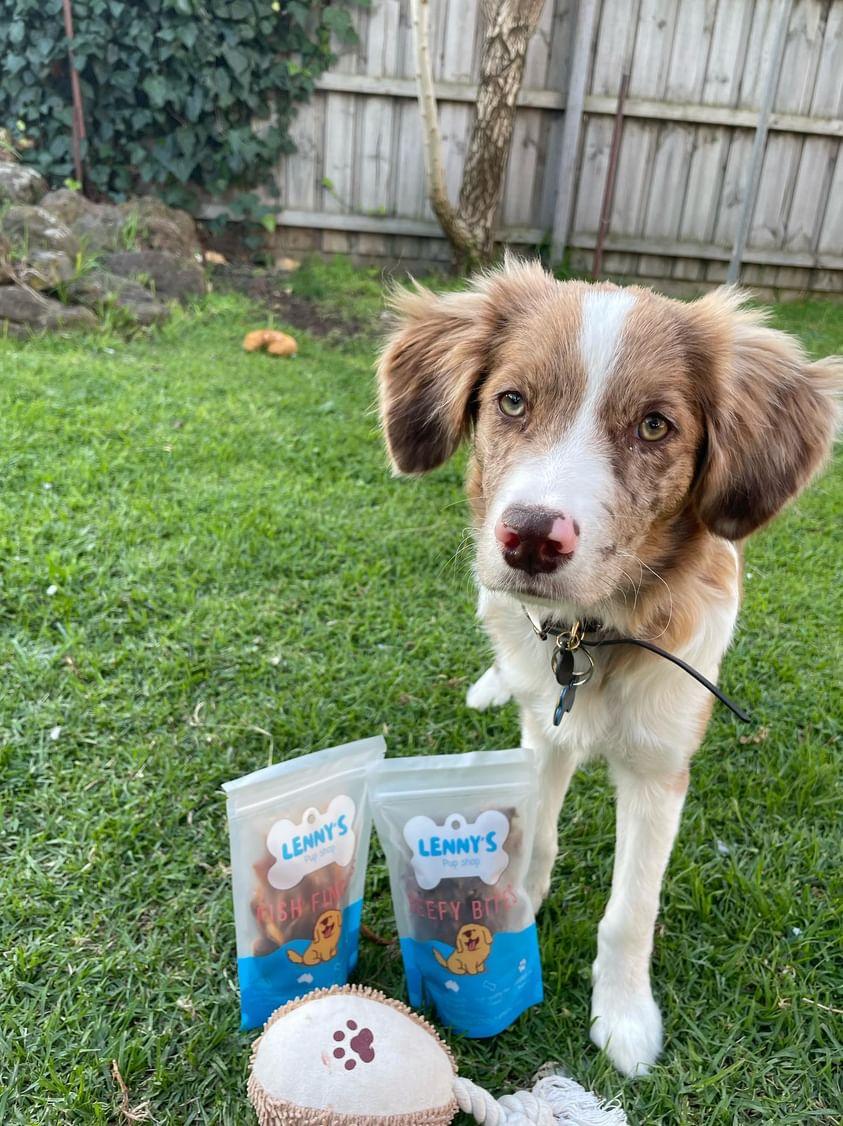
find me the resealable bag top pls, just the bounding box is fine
[224,735,386,1029]
[368,747,543,1038]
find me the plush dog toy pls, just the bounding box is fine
[248,986,628,1126]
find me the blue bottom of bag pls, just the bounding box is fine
[400,923,543,1038]
[237,899,362,1030]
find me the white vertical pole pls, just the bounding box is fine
[550,0,599,265]
[726,0,793,284]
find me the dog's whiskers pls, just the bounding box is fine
[617,549,675,639]
[615,566,637,608]
[441,528,476,579]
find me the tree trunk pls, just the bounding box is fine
[457,0,545,267]
[411,0,545,271]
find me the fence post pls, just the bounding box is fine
[726,0,793,284]
[550,0,598,265]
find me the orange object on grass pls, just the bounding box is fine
[243,329,298,356]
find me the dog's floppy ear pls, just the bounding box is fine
[377,260,556,475]
[454,929,467,952]
[478,925,492,945]
[684,288,841,539]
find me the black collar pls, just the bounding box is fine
[523,610,751,727]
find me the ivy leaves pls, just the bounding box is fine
[2,0,364,209]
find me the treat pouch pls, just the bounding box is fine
[224,735,386,1029]
[369,748,543,1038]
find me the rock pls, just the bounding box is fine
[204,249,227,265]
[0,285,97,334]
[39,188,97,226]
[38,191,201,259]
[118,196,201,258]
[66,268,170,326]
[275,256,301,272]
[74,207,129,254]
[17,250,75,291]
[0,205,79,258]
[39,188,125,253]
[0,163,48,205]
[41,302,97,332]
[0,234,12,284]
[104,249,207,302]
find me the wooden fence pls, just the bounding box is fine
[263,0,843,295]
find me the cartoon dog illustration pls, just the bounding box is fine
[287,909,342,966]
[433,925,493,974]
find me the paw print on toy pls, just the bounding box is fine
[330,1019,376,1070]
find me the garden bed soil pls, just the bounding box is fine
[211,264,369,339]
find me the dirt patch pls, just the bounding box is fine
[212,265,368,339]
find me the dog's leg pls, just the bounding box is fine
[590,764,688,1077]
[522,714,577,911]
[466,663,512,711]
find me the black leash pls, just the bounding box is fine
[526,614,751,727]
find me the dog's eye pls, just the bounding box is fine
[498,391,526,418]
[637,413,670,442]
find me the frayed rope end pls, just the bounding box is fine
[453,1071,628,1126]
[532,1074,628,1126]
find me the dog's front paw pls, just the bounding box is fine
[590,966,663,1077]
[466,665,512,711]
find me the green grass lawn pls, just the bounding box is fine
[1,267,841,1124]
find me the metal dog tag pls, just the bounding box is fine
[551,646,575,686]
[553,683,576,725]
[550,629,594,725]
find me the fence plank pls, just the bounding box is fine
[321,93,357,214]
[702,0,754,106]
[810,2,843,117]
[782,136,837,252]
[727,0,794,281]
[550,0,599,260]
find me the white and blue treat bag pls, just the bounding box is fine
[224,736,386,1029]
[369,748,543,1038]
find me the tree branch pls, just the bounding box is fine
[410,0,475,259]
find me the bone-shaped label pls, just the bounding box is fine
[266,794,356,890]
[403,810,510,889]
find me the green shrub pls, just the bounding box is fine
[2,0,361,209]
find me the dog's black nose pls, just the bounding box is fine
[495,505,579,574]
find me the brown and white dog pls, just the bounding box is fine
[377,259,840,1077]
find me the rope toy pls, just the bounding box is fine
[248,985,628,1126]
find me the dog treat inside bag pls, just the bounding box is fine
[224,736,385,1029]
[369,748,542,1037]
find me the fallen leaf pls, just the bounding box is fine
[739,725,769,745]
